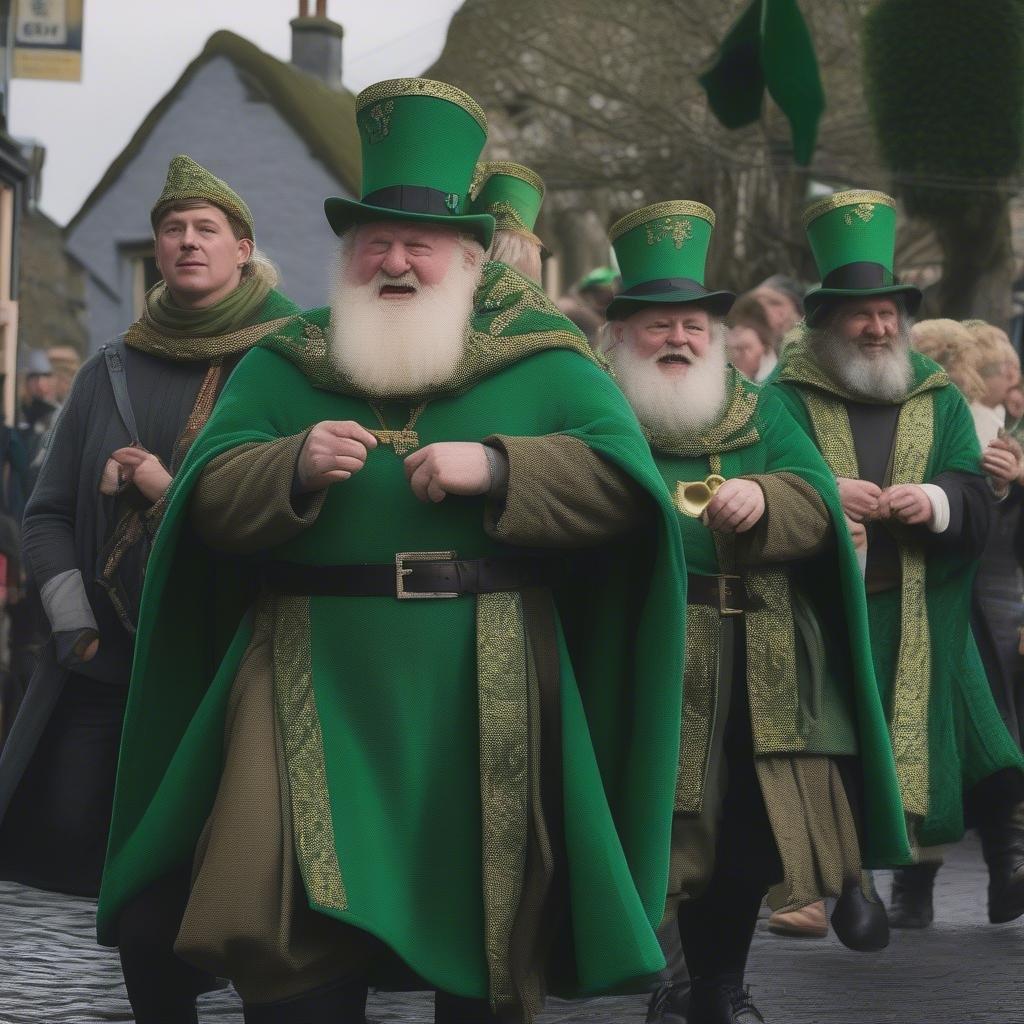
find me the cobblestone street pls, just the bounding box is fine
[0,837,1020,1024]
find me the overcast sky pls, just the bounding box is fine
[10,0,463,225]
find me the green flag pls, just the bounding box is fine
[699,0,824,166]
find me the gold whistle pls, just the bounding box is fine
[674,475,726,518]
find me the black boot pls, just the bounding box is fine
[888,863,939,928]
[688,980,765,1024]
[647,980,691,1023]
[831,873,889,951]
[242,977,368,1024]
[980,802,1024,924]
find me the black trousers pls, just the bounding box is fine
[676,638,782,988]
[0,672,126,896]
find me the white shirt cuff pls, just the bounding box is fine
[920,483,950,534]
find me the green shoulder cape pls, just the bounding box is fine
[650,369,910,867]
[772,343,1024,845]
[98,263,687,1004]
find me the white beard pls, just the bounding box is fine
[329,249,480,397]
[808,325,913,402]
[607,327,730,435]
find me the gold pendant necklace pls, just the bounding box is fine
[367,401,428,456]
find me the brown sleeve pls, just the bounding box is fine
[483,433,650,547]
[190,432,327,554]
[732,471,831,566]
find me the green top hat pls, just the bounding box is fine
[803,189,921,320]
[605,201,735,321]
[325,78,494,248]
[151,154,255,240]
[468,160,545,247]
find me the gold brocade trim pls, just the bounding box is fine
[888,394,933,817]
[801,189,896,229]
[356,78,488,133]
[745,571,803,752]
[610,200,715,241]
[471,160,545,199]
[262,262,600,400]
[675,603,718,813]
[123,315,294,362]
[489,202,532,235]
[799,386,934,816]
[272,595,347,910]
[476,591,530,1008]
[647,375,760,457]
[171,363,223,471]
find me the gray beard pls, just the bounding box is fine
[807,325,914,402]
[607,333,730,436]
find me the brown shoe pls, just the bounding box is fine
[767,900,828,938]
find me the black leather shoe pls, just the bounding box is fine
[688,983,765,1024]
[647,980,691,1023]
[243,977,368,1024]
[980,802,1024,924]
[888,863,939,929]
[831,875,890,951]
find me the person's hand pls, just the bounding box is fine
[75,631,99,662]
[99,457,121,496]
[296,421,378,493]
[878,483,933,526]
[836,477,882,522]
[404,442,491,503]
[703,478,765,534]
[107,447,173,504]
[982,435,1022,494]
[845,513,867,551]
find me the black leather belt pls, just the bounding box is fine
[264,552,558,600]
[686,573,763,616]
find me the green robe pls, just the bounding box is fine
[97,263,686,1006]
[651,370,909,870]
[772,344,1024,846]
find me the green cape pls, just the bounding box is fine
[98,263,687,1004]
[650,370,910,867]
[772,344,1024,845]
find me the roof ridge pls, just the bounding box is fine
[66,29,360,235]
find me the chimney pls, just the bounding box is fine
[290,0,344,91]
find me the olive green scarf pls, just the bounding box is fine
[125,274,278,362]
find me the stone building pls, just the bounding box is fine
[64,5,359,353]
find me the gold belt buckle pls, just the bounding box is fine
[718,574,744,617]
[395,550,459,599]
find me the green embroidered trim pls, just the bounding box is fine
[888,394,933,817]
[476,591,530,1008]
[798,386,933,817]
[676,603,718,814]
[647,372,761,457]
[745,571,803,752]
[261,261,600,400]
[272,595,347,910]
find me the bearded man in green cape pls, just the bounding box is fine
[600,202,909,1024]
[97,79,686,1024]
[771,189,1024,932]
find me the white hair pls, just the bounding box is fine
[490,229,543,284]
[328,229,485,396]
[603,318,730,435]
[243,246,279,289]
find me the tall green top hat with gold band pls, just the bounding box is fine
[803,189,921,320]
[468,160,545,246]
[151,154,255,240]
[605,201,735,321]
[324,78,494,248]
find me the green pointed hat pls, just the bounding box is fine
[151,154,255,239]
[324,78,494,247]
[468,160,545,247]
[606,201,734,320]
[803,189,921,320]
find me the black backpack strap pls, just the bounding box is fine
[101,341,141,446]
